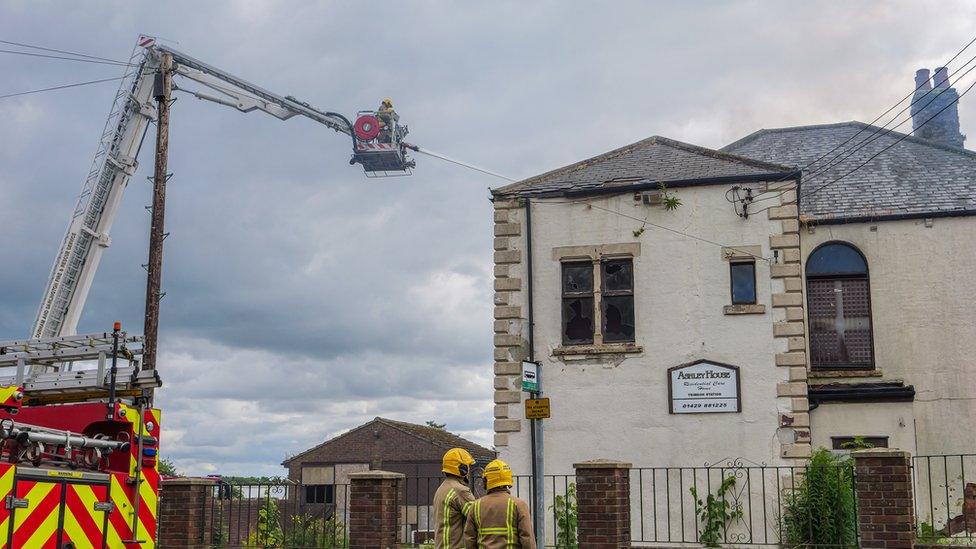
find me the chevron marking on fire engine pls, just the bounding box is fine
[63,483,106,549]
[0,464,14,545]
[0,386,21,408]
[112,404,160,547]
[12,481,61,548]
[107,474,156,549]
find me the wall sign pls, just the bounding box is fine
[668,360,741,414]
[521,361,539,393]
[525,398,551,419]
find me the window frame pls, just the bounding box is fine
[304,484,335,505]
[559,255,636,346]
[600,257,636,344]
[729,260,757,305]
[560,260,596,345]
[830,436,889,450]
[805,241,876,371]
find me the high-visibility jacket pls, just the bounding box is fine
[463,488,536,549]
[433,476,475,548]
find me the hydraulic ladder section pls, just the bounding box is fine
[0,332,159,405]
[31,46,157,341]
[30,39,387,351]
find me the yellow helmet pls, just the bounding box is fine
[382,98,393,107]
[482,459,514,490]
[442,448,475,477]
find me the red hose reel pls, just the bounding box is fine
[354,114,381,141]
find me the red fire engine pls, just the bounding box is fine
[0,325,160,548]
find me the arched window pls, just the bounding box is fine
[806,242,874,370]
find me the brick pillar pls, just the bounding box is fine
[158,477,216,548]
[348,470,403,549]
[853,449,915,549]
[574,459,632,548]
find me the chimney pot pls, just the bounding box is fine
[934,67,950,88]
[915,69,932,90]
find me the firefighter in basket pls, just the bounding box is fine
[433,447,477,548]
[463,459,536,549]
[376,98,399,143]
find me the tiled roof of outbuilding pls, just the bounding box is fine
[722,121,976,222]
[375,418,496,461]
[492,136,795,198]
[282,417,495,465]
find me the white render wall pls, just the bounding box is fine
[802,217,976,455]
[809,402,917,454]
[498,185,800,475]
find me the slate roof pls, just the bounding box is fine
[492,136,795,198]
[723,122,976,222]
[282,417,495,465]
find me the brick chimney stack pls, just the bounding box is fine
[911,67,966,148]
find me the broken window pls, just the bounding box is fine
[561,261,594,344]
[601,259,635,343]
[806,242,874,370]
[730,261,757,304]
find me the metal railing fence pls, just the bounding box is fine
[207,481,350,548]
[203,475,576,548]
[630,460,858,547]
[913,454,976,545]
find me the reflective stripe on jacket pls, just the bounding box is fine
[433,476,475,548]
[463,489,536,549]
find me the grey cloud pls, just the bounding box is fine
[3,1,975,474]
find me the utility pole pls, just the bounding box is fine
[142,53,173,372]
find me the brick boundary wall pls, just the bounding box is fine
[348,470,403,549]
[575,459,632,548]
[158,477,216,548]
[853,449,915,549]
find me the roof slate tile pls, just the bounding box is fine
[722,121,976,221]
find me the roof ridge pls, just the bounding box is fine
[723,120,976,160]
[492,134,795,198]
[281,418,379,465]
[492,135,664,196]
[282,416,493,466]
[376,417,493,453]
[649,135,796,172]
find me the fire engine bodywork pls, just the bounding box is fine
[0,400,160,548]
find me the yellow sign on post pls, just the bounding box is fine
[525,398,550,419]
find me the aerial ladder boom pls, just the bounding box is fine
[31,39,411,345]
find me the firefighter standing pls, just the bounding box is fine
[376,98,399,143]
[433,447,477,548]
[463,459,536,549]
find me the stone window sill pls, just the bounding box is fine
[723,304,766,315]
[808,369,883,379]
[552,343,643,357]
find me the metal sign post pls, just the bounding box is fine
[523,360,545,544]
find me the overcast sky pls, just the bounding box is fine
[2,1,975,475]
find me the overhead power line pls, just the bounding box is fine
[746,57,976,212]
[0,48,135,67]
[0,76,127,100]
[798,74,976,202]
[0,39,133,65]
[537,199,770,261]
[733,33,976,207]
